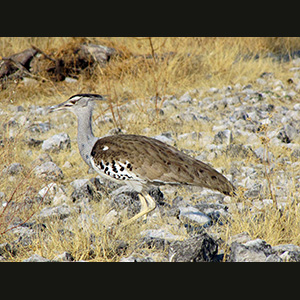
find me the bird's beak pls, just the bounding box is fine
[47,101,68,113]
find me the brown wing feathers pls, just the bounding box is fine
[91,134,235,196]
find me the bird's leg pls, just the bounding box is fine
[139,193,148,222]
[120,192,156,227]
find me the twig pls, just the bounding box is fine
[0,165,47,235]
[31,45,56,62]
[2,57,33,78]
[148,37,156,61]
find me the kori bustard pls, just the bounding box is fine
[49,94,235,226]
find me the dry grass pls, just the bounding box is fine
[1,37,300,261]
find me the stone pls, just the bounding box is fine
[3,163,24,176]
[277,129,291,143]
[120,255,155,262]
[140,228,182,242]
[179,92,192,103]
[26,138,43,147]
[71,177,103,203]
[29,121,50,133]
[0,47,37,79]
[293,103,300,111]
[254,147,274,162]
[0,242,13,259]
[213,130,233,145]
[102,209,119,227]
[38,182,62,205]
[52,251,74,262]
[152,134,175,146]
[64,77,78,83]
[265,254,283,262]
[70,179,89,189]
[178,205,211,226]
[80,43,117,67]
[37,204,72,221]
[227,231,252,245]
[226,144,256,159]
[272,243,300,254]
[23,254,51,262]
[138,236,170,251]
[283,124,298,141]
[34,162,64,181]
[228,239,273,262]
[168,233,218,262]
[31,153,53,167]
[42,133,71,152]
[10,225,35,247]
[279,251,300,262]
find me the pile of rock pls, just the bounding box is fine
[0,43,118,86]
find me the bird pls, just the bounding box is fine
[48,93,235,226]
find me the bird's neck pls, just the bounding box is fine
[75,107,98,167]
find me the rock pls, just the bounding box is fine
[80,43,117,67]
[110,186,140,218]
[177,132,199,142]
[138,236,170,251]
[283,124,298,141]
[0,242,13,259]
[228,239,273,262]
[178,205,211,226]
[102,209,119,227]
[42,133,71,152]
[213,130,233,145]
[194,202,229,224]
[279,251,300,262]
[168,233,218,262]
[25,138,44,147]
[152,134,175,146]
[52,251,74,262]
[70,179,89,189]
[34,161,64,181]
[64,77,78,83]
[171,112,199,125]
[0,47,37,79]
[272,243,300,253]
[23,77,39,86]
[293,103,300,111]
[71,177,104,204]
[32,153,53,167]
[10,225,35,247]
[226,144,256,159]
[265,254,283,262]
[38,182,68,205]
[277,128,291,143]
[37,204,72,221]
[254,147,274,162]
[271,243,300,262]
[29,121,50,133]
[3,162,24,176]
[243,183,263,198]
[179,92,192,103]
[140,229,182,242]
[120,255,155,262]
[62,161,72,168]
[23,254,51,262]
[227,231,252,245]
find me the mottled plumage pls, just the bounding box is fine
[90,134,235,195]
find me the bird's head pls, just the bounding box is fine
[48,94,106,114]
